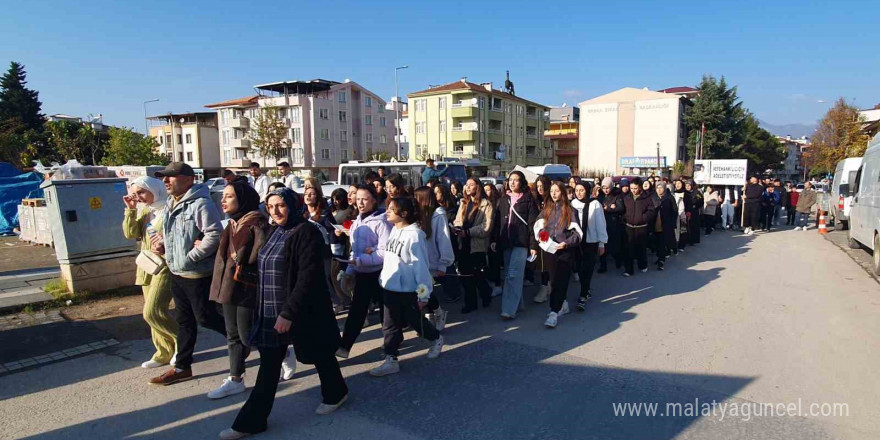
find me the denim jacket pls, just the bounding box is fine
[162,184,223,277]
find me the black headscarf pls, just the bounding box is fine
[266,187,305,230]
[228,181,261,221]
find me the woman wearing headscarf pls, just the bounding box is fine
[597,177,625,273]
[674,179,691,250]
[122,176,178,369]
[208,181,269,399]
[220,188,348,440]
[653,182,679,270]
[685,180,703,245]
[572,181,606,311]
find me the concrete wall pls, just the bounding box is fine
[579,103,619,173]
[632,98,681,164]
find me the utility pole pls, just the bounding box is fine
[394,65,408,161]
[143,99,159,135]
[656,142,662,178]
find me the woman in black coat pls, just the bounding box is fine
[685,180,702,245]
[221,188,348,440]
[597,177,625,272]
[653,182,679,270]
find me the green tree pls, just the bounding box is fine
[0,62,47,166]
[46,120,86,163]
[251,105,289,161]
[736,113,785,174]
[685,75,746,160]
[101,126,169,166]
[811,98,870,173]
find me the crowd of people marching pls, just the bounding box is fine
[121,159,818,439]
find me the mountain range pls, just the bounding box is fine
[759,120,816,139]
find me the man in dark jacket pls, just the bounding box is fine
[742,176,764,235]
[653,182,678,270]
[598,177,625,272]
[622,178,656,276]
[773,179,789,226]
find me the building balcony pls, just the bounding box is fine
[555,149,579,157]
[488,132,503,144]
[452,130,477,142]
[452,122,479,131]
[451,106,478,118]
[526,112,538,119]
[230,138,252,150]
[229,116,249,129]
[488,110,503,121]
[525,137,538,147]
[526,133,538,139]
[227,158,251,168]
[544,128,578,139]
[281,118,291,128]
[451,99,478,108]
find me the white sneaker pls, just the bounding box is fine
[335,347,350,359]
[427,335,444,359]
[558,300,570,316]
[491,285,503,297]
[369,356,400,377]
[432,308,448,332]
[533,285,550,303]
[802,226,809,231]
[544,311,558,328]
[280,348,296,381]
[141,359,166,369]
[641,268,648,273]
[218,428,249,440]
[744,227,751,234]
[207,377,246,400]
[523,279,534,287]
[315,394,348,415]
[793,226,800,230]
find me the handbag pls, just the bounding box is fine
[136,251,165,276]
[233,262,259,288]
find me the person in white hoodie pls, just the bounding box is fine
[370,197,444,377]
[413,186,454,331]
[571,182,607,311]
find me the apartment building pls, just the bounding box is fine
[147,112,220,171]
[407,79,551,174]
[776,135,810,182]
[206,79,395,178]
[545,106,579,171]
[386,96,409,159]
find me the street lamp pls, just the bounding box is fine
[656,142,661,177]
[143,99,159,135]
[394,65,408,161]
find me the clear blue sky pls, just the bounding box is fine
[1,0,876,132]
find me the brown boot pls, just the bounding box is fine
[149,368,193,386]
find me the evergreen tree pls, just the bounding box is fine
[0,62,44,134]
[685,75,746,160]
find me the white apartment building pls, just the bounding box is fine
[386,96,409,159]
[206,79,396,177]
[147,112,220,171]
[777,135,809,182]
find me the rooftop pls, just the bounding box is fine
[409,79,549,109]
[204,95,259,108]
[254,79,340,95]
[657,86,699,94]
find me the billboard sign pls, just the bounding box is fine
[619,156,667,168]
[693,159,748,185]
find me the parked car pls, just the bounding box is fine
[479,176,505,186]
[848,133,880,275]
[828,157,863,230]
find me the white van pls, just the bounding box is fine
[525,164,572,182]
[829,157,862,229]
[848,133,880,275]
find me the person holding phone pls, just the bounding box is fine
[454,178,495,313]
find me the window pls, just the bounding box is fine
[365,133,372,143]
[178,152,184,161]
[380,116,386,127]
[440,120,446,132]
[453,143,464,153]
[339,111,347,122]
[223,149,230,165]
[365,115,372,125]
[505,124,511,135]
[416,99,427,112]
[185,134,192,144]
[378,105,384,113]
[340,130,348,141]
[222,130,229,145]
[157,135,163,145]
[319,108,329,119]
[322,149,331,160]
[365,96,372,107]
[177,134,182,145]
[479,97,486,108]
[380,134,387,144]
[165,134,172,146]
[290,106,301,123]
[186,152,193,161]
[291,128,301,144]
[338,92,346,103]
[416,144,428,157]
[167,152,173,161]
[439,98,446,110]
[341,150,349,161]
[416,122,426,134]
[320,129,330,140]
[440,142,446,153]
[293,148,304,163]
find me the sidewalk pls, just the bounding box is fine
[0,267,58,311]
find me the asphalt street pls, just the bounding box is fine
[1,226,878,440]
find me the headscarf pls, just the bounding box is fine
[619,178,630,188]
[601,177,613,188]
[131,176,167,212]
[227,181,261,221]
[266,187,305,230]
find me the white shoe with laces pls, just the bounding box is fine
[280,348,296,381]
[544,311,558,328]
[558,300,570,317]
[316,394,348,415]
[533,285,550,303]
[207,377,246,400]
[369,356,400,377]
[427,335,444,359]
[218,428,248,440]
[141,359,166,369]
[432,308,448,332]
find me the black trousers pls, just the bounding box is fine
[170,274,226,370]
[579,243,599,297]
[624,225,649,274]
[222,303,253,378]
[461,252,491,309]
[786,205,796,224]
[762,205,774,230]
[232,346,348,434]
[382,289,440,357]
[341,271,383,351]
[487,249,502,285]
[743,202,761,230]
[654,230,669,261]
[547,249,574,313]
[703,214,715,234]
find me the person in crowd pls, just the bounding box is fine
[593,177,601,188]
[412,187,454,328]
[788,184,800,226]
[742,176,764,235]
[149,162,225,386]
[483,183,504,297]
[122,176,178,370]
[642,179,657,254]
[421,158,448,186]
[304,184,337,295]
[249,162,269,200]
[598,177,625,272]
[685,180,702,244]
[534,182,582,328]
[433,183,462,301]
[454,179,494,313]
[673,180,689,249]
[330,188,357,308]
[450,181,464,203]
[566,186,575,201]
[703,185,720,235]
[337,184,392,358]
[427,178,441,188]
[653,182,679,270]
[492,171,539,320]
[568,176,580,190]
[365,173,387,206]
[641,179,654,196]
[720,186,735,230]
[794,182,817,230]
[532,175,553,303]
[223,169,241,185]
[276,162,296,189]
[208,181,269,398]
[403,185,415,198]
[619,178,631,196]
[761,185,780,231]
[377,166,387,179]
[622,178,656,276]
[384,173,406,200]
[370,197,444,377]
[774,179,789,226]
[219,188,348,440]
[572,181,606,310]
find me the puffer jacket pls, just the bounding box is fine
[454,197,494,254]
[346,208,393,274]
[796,189,816,213]
[162,184,223,277]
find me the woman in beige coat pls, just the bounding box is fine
[454,178,494,313]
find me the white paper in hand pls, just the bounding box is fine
[539,239,559,254]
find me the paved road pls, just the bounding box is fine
[1,227,878,440]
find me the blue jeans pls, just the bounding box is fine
[796,212,810,228]
[501,247,528,317]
